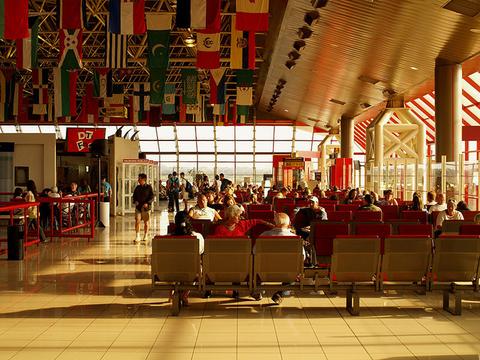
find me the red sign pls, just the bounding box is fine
[66,128,106,152]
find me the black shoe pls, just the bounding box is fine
[232,290,239,299]
[251,292,263,301]
[204,290,212,298]
[271,292,283,305]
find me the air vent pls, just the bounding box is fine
[329,98,346,105]
[358,75,380,84]
[443,0,480,17]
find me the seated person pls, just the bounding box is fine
[259,213,305,304]
[408,193,424,211]
[293,196,328,240]
[12,188,24,201]
[456,201,470,213]
[429,193,446,214]
[425,191,437,210]
[213,205,273,237]
[206,190,223,211]
[436,199,464,231]
[358,194,382,212]
[377,189,398,206]
[173,211,204,254]
[188,193,221,222]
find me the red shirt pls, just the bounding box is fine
[213,219,262,237]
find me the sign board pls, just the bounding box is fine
[283,157,304,169]
[66,128,106,153]
[0,142,14,152]
[123,159,158,165]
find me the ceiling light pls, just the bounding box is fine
[293,40,306,51]
[311,0,328,8]
[285,60,296,69]
[284,109,289,112]
[288,50,301,61]
[184,36,196,47]
[304,10,320,26]
[410,66,418,70]
[470,28,480,33]
[297,26,313,39]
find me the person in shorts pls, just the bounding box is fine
[133,173,155,243]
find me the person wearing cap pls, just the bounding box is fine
[292,196,327,266]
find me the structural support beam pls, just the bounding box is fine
[340,116,354,159]
[435,58,462,163]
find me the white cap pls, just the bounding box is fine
[51,186,58,193]
[309,196,319,203]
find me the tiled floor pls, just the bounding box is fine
[1,206,480,360]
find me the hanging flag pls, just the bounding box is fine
[16,17,40,70]
[0,69,14,121]
[133,82,150,122]
[196,31,220,69]
[209,68,226,105]
[93,68,113,98]
[236,0,269,32]
[231,15,255,70]
[150,69,167,105]
[179,95,186,123]
[32,68,49,115]
[105,30,128,69]
[146,13,171,69]
[176,0,221,31]
[56,0,84,29]
[162,83,176,115]
[101,85,126,123]
[182,69,198,104]
[237,104,249,124]
[79,82,99,123]
[54,68,78,118]
[109,0,146,35]
[58,29,83,70]
[0,0,29,39]
[236,69,253,106]
[12,82,22,117]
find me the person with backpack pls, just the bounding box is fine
[179,172,192,211]
[167,171,180,212]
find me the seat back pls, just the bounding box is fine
[273,198,295,211]
[310,221,350,256]
[461,211,480,222]
[402,210,428,224]
[190,219,213,236]
[203,237,252,284]
[430,211,441,227]
[432,236,480,283]
[353,211,383,222]
[441,220,468,234]
[295,199,310,208]
[254,236,304,283]
[151,236,200,283]
[335,204,359,212]
[328,211,352,222]
[248,210,274,222]
[331,236,381,283]
[247,204,272,212]
[397,223,433,237]
[319,203,335,213]
[379,205,399,221]
[355,223,391,238]
[387,220,419,234]
[382,236,431,282]
[460,224,480,235]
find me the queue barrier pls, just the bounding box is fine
[152,234,480,316]
[38,194,97,240]
[0,201,40,255]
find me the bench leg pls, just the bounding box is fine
[346,289,360,316]
[442,289,462,316]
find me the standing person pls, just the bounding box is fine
[78,179,92,194]
[25,180,48,243]
[166,174,173,211]
[101,177,112,202]
[133,173,155,243]
[219,173,232,192]
[179,172,189,211]
[167,172,180,212]
[214,175,222,194]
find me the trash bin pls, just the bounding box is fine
[100,202,110,227]
[8,225,24,260]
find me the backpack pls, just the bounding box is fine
[185,181,192,193]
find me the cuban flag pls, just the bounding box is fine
[109,0,146,35]
[236,0,269,32]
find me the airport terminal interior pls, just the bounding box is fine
[2,0,480,359]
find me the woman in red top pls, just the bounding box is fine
[213,205,273,236]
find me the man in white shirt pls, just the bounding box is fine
[428,193,447,214]
[435,199,464,230]
[188,193,222,221]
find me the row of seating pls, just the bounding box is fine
[151,235,480,316]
